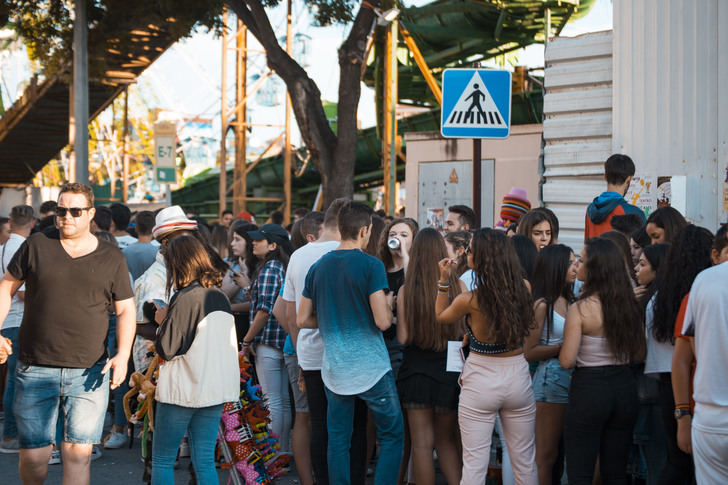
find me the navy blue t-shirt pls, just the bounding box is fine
[303,249,390,395]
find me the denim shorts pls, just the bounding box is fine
[532,358,572,404]
[14,360,109,448]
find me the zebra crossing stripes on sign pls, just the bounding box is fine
[440,69,512,139]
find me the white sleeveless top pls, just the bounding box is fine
[540,310,566,346]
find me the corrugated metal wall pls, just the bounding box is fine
[612,0,728,228]
[543,31,613,251]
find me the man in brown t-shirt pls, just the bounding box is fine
[0,183,135,485]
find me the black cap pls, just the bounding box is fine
[248,224,289,244]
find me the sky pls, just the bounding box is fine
[0,0,614,156]
[133,0,614,150]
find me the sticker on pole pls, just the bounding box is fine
[440,69,511,139]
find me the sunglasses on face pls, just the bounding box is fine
[56,206,92,218]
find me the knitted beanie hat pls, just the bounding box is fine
[500,187,531,223]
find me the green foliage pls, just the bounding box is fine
[4,0,224,78]
[261,0,360,26]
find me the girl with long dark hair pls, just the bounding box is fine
[396,228,464,485]
[242,223,294,454]
[645,207,687,244]
[221,221,258,341]
[152,235,239,484]
[650,225,713,483]
[436,229,537,484]
[560,238,645,484]
[524,244,577,485]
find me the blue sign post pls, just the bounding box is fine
[440,69,512,139]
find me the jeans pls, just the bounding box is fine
[657,373,694,484]
[14,360,109,448]
[254,344,291,452]
[325,371,404,485]
[107,316,129,428]
[303,370,368,485]
[1,327,19,438]
[151,402,223,485]
[565,366,638,485]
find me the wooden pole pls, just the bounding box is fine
[219,10,228,216]
[389,20,398,216]
[233,19,247,214]
[283,0,292,224]
[382,25,392,215]
[121,87,130,203]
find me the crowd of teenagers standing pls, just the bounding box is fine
[0,150,726,485]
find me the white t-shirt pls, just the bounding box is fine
[1,233,26,330]
[460,269,476,290]
[644,293,674,375]
[682,261,728,432]
[115,234,138,250]
[282,240,340,371]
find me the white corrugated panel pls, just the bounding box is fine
[543,31,613,252]
[613,0,727,229]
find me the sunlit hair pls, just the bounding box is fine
[532,244,575,343]
[377,217,419,271]
[164,234,223,294]
[580,238,645,363]
[59,182,94,206]
[653,225,713,343]
[402,229,464,351]
[470,229,535,349]
[444,230,471,277]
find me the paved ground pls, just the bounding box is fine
[0,411,301,485]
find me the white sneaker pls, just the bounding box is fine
[90,446,103,461]
[48,449,62,465]
[103,430,128,449]
[0,438,20,453]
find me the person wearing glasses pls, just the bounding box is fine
[0,183,135,484]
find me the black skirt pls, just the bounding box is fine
[397,345,460,412]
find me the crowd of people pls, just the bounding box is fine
[0,151,726,485]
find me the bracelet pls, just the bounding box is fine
[437,288,449,294]
[437,281,450,286]
[675,403,691,409]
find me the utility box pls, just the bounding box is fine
[404,124,543,230]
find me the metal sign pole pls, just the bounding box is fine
[471,62,482,228]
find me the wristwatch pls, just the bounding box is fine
[674,408,692,420]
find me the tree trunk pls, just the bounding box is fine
[226,0,377,209]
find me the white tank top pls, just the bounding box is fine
[540,310,566,346]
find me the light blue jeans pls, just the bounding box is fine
[254,344,291,452]
[325,371,404,485]
[151,402,223,485]
[1,327,19,438]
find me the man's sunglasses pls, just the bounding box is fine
[56,206,92,217]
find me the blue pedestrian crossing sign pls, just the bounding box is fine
[440,69,512,139]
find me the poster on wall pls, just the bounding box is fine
[625,176,657,217]
[656,176,672,207]
[426,208,445,232]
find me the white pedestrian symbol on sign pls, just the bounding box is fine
[443,71,506,129]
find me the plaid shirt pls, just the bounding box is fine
[250,259,286,349]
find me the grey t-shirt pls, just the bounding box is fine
[123,242,159,281]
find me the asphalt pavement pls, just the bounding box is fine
[0,411,301,485]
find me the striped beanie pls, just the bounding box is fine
[499,187,531,223]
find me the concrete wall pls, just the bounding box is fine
[404,124,543,226]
